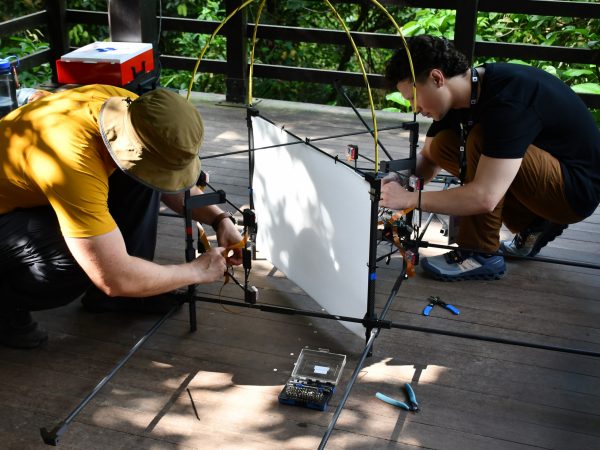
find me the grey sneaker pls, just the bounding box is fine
[501,221,568,257]
[421,250,506,281]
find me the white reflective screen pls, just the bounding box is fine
[252,116,371,337]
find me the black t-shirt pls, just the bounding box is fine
[427,63,600,218]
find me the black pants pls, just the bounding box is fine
[0,170,160,312]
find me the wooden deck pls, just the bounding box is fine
[1,93,599,450]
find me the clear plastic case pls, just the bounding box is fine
[292,348,346,384]
[279,348,346,411]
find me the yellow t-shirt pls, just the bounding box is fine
[0,84,137,237]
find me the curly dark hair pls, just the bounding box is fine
[385,35,469,88]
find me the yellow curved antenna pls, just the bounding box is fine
[186,0,256,100]
[368,0,418,113]
[323,0,380,169]
[187,0,418,169]
[247,0,267,105]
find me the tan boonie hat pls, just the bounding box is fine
[99,88,203,193]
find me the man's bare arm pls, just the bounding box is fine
[65,227,226,297]
[416,137,441,183]
[381,155,522,215]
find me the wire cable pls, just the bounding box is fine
[368,0,418,113]
[186,0,256,101]
[323,0,379,169]
[248,0,267,105]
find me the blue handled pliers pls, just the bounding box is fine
[376,383,419,412]
[422,295,460,316]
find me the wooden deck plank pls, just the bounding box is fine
[1,93,598,449]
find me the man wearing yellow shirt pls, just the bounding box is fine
[0,85,242,348]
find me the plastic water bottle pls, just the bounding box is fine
[0,56,19,118]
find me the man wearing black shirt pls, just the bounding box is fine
[381,35,599,281]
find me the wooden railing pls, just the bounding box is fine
[1,0,598,107]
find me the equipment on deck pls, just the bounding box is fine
[279,348,346,411]
[376,383,419,412]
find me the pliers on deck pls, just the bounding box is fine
[376,383,419,412]
[422,296,460,316]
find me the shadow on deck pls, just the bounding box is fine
[1,94,599,450]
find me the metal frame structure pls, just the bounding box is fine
[39,101,600,446]
[20,0,599,445]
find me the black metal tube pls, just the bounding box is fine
[40,303,180,445]
[174,292,392,328]
[199,124,409,161]
[308,124,409,144]
[179,291,600,358]
[201,139,306,160]
[319,328,379,450]
[184,189,197,332]
[365,176,382,344]
[390,322,600,358]
[333,80,393,160]
[376,247,399,262]
[318,269,406,449]
[246,107,256,210]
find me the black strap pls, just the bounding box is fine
[458,67,479,184]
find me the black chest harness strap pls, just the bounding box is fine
[458,67,479,184]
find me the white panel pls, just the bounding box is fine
[252,116,372,337]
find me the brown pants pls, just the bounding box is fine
[429,125,583,252]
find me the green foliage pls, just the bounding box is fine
[401,9,456,38]
[572,83,600,95]
[382,8,599,115]
[0,28,51,87]
[475,12,599,89]
[1,1,45,22]
[1,0,108,87]
[159,1,226,92]
[383,91,410,112]
[67,23,107,46]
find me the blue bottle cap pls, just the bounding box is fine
[0,56,17,72]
